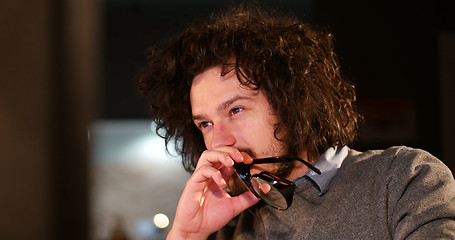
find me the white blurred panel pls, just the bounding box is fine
[90,120,189,240]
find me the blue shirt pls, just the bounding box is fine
[294,146,348,195]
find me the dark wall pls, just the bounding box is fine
[0,0,99,239]
[313,0,453,158]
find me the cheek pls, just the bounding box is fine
[236,118,276,146]
[232,121,255,146]
[201,132,212,150]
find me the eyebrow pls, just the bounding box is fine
[192,95,252,121]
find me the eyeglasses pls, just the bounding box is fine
[228,156,321,210]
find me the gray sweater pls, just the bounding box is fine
[213,146,455,239]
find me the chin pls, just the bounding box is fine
[274,161,295,179]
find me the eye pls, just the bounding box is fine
[198,121,213,130]
[229,107,244,116]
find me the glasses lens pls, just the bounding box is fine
[227,171,250,197]
[251,177,289,210]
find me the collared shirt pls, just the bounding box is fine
[293,146,348,195]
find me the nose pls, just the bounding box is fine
[209,122,236,149]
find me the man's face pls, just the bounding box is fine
[190,66,292,176]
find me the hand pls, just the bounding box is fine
[167,147,260,239]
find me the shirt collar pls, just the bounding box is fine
[294,146,348,195]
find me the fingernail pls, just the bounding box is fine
[225,155,234,166]
[235,152,244,161]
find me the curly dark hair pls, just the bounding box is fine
[137,4,362,173]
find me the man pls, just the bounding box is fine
[138,4,455,239]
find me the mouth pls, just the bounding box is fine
[249,165,267,175]
[237,147,257,159]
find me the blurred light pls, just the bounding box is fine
[90,120,181,164]
[153,213,170,229]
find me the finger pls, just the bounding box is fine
[230,191,260,215]
[195,151,232,170]
[191,165,227,188]
[217,146,244,163]
[196,148,244,170]
[240,152,254,164]
[220,164,236,180]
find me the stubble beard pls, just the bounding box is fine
[227,147,296,197]
[238,148,295,180]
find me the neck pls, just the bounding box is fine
[287,151,318,181]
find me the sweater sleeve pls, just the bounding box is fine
[387,147,455,239]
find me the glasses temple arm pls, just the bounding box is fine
[294,158,321,175]
[252,157,321,175]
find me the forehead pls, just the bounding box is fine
[191,67,243,101]
[190,66,261,114]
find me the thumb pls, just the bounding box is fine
[230,191,260,215]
